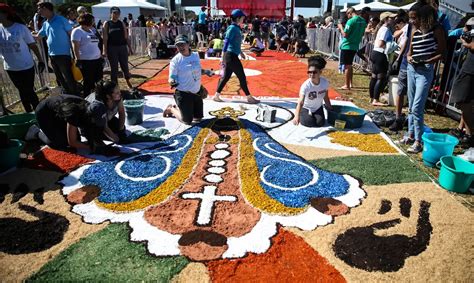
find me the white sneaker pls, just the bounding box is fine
[25,124,40,141]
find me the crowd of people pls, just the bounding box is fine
[0,0,472,154]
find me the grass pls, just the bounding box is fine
[321,64,463,181]
[311,155,431,186]
[29,223,189,281]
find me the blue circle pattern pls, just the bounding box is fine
[79,121,209,203]
[241,119,350,208]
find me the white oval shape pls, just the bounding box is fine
[210,149,230,159]
[209,160,226,167]
[204,174,223,183]
[208,167,225,174]
[215,143,229,149]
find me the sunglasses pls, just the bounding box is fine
[307,71,319,74]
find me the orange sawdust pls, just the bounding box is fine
[206,229,346,282]
[250,50,299,61]
[139,60,317,98]
[23,147,95,173]
[328,132,398,153]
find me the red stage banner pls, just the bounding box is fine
[216,0,286,19]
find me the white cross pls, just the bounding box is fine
[181,185,237,226]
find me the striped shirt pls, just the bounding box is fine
[411,29,437,61]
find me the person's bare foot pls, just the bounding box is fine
[247,96,260,104]
[372,101,388,106]
[213,94,224,102]
[339,85,350,90]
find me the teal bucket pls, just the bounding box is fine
[0,139,24,172]
[326,105,366,129]
[437,156,474,193]
[123,99,145,125]
[0,113,36,140]
[421,133,458,167]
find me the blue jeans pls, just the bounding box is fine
[407,63,434,141]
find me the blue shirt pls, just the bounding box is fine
[198,11,206,25]
[38,14,72,56]
[224,23,242,55]
[438,11,451,33]
[448,28,463,38]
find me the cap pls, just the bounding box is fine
[467,17,474,27]
[379,12,397,22]
[110,6,121,14]
[201,6,207,10]
[231,9,246,18]
[175,34,189,44]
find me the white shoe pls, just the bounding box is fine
[25,125,40,141]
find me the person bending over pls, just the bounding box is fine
[293,56,333,127]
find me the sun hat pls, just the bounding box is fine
[175,34,189,45]
[379,12,397,22]
[467,17,474,27]
[231,9,246,18]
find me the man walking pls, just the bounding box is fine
[37,1,78,95]
[339,8,367,90]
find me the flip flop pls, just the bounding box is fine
[371,102,388,106]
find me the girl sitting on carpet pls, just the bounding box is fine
[164,34,214,125]
[250,35,265,56]
[293,55,333,127]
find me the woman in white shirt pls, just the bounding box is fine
[369,12,396,106]
[164,34,213,125]
[72,13,103,96]
[0,4,45,112]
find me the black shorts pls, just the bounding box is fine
[340,49,357,66]
[174,90,204,124]
[451,71,474,104]
[370,51,389,75]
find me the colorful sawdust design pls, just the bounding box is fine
[60,113,365,263]
[328,132,398,153]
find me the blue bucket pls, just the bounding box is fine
[123,99,145,125]
[421,133,458,167]
[437,156,474,193]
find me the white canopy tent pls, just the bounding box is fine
[341,0,399,12]
[92,0,167,24]
[400,2,416,10]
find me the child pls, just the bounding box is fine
[250,35,265,56]
[293,56,333,127]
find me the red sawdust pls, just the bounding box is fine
[250,50,299,61]
[206,229,346,282]
[23,147,94,173]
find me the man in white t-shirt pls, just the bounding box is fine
[164,34,214,125]
[293,55,333,127]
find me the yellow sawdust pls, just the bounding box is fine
[328,132,398,153]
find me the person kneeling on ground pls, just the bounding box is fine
[250,35,265,56]
[35,94,105,153]
[293,55,333,127]
[293,39,310,58]
[207,35,223,57]
[85,79,126,143]
[164,34,214,125]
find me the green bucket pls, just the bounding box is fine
[0,139,24,172]
[437,155,474,193]
[123,99,145,126]
[0,113,37,140]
